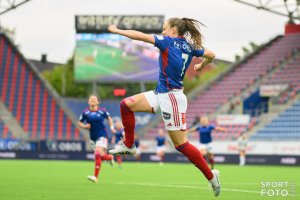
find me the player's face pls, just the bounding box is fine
[88,96,99,106]
[161,22,173,36]
[116,121,123,130]
[200,117,209,126]
[158,129,164,136]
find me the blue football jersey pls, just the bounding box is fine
[114,129,124,144]
[156,136,166,147]
[134,139,140,148]
[154,35,205,93]
[79,107,110,142]
[196,125,216,144]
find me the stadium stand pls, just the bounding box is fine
[262,53,300,104]
[0,33,82,140]
[252,99,300,140]
[187,34,300,121]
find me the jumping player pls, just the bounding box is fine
[188,116,227,169]
[108,17,221,196]
[78,95,116,183]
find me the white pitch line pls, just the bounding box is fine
[167,182,258,186]
[113,182,260,194]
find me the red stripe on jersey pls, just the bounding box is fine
[170,93,180,127]
[168,93,179,126]
[168,94,177,126]
[161,48,170,90]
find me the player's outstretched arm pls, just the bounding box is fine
[216,126,227,132]
[108,25,155,44]
[187,127,197,134]
[194,48,216,72]
[108,116,116,134]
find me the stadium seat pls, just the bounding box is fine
[0,33,82,140]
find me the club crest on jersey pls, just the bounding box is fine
[162,112,171,120]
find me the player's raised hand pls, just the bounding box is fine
[194,62,205,72]
[108,25,118,33]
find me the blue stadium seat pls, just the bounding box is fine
[252,100,300,140]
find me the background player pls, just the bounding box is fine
[111,120,125,168]
[78,95,116,183]
[134,133,142,161]
[108,17,221,196]
[188,116,227,169]
[155,129,167,165]
[237,134,248,166]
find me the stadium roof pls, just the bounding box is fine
[234,0,300,23]
[29,56,63,72]
[0,0,31,16]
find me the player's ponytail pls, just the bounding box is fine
[168,17,205,49]
[181,18,205,49]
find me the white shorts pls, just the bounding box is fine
[135,148,141,155]
[238,147,246,151]
[156,145,166,153]
[199,142,213,153]
[144,90,187,131]
[90,137,108,150]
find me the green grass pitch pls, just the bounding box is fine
[0,160,298,200]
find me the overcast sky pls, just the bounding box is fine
[0,0,289,63]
